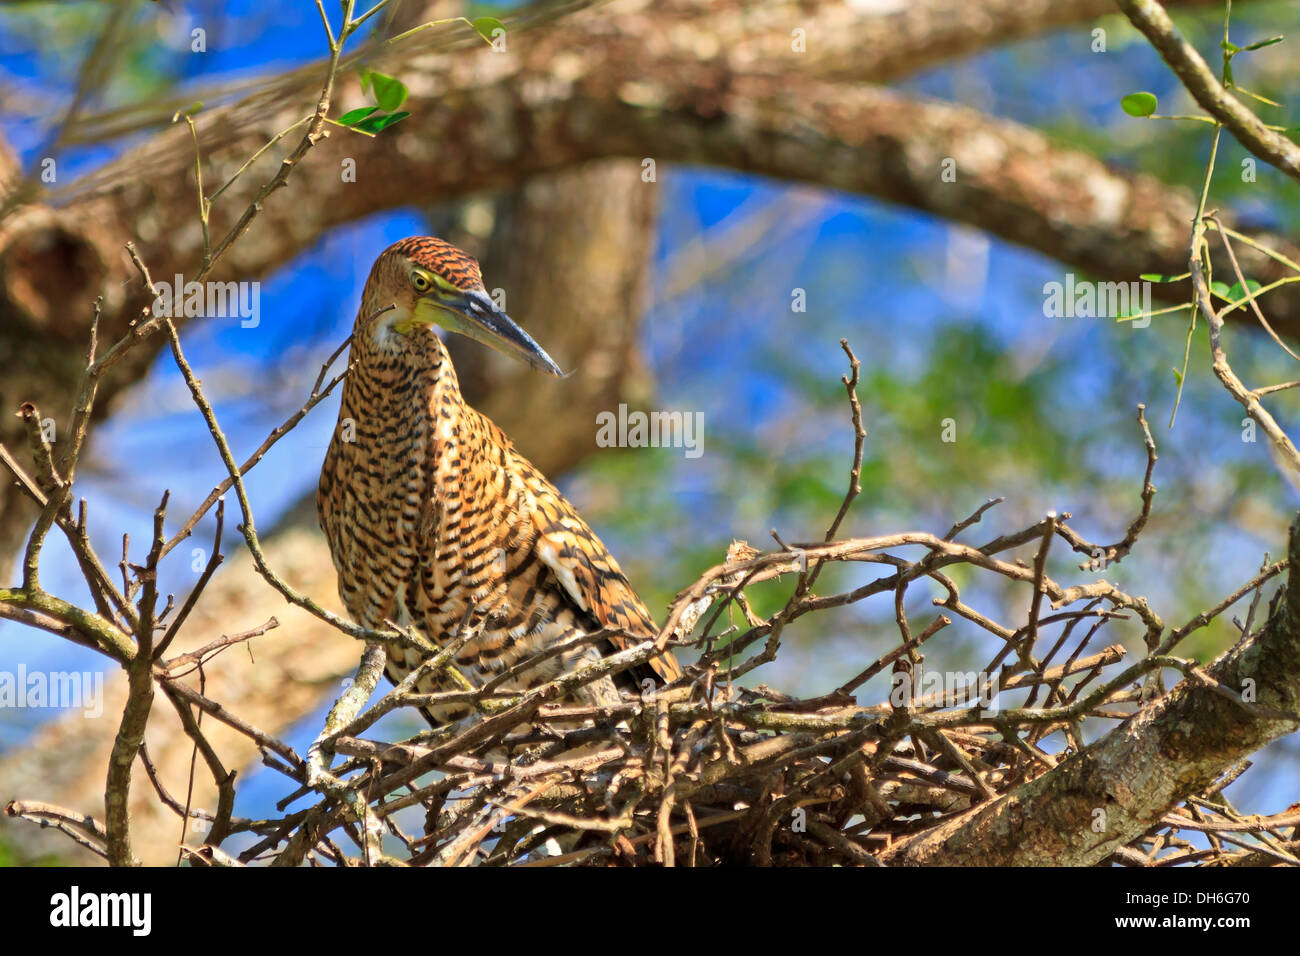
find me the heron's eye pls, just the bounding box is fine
[410,271,432,292]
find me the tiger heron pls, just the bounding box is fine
[318,236,682,725]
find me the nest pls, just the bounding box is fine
[223,486,1297,865]
[213,384,1296,867]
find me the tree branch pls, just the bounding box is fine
[881,513,1300,866]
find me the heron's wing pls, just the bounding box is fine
[516,457,684,687]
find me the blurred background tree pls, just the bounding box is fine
[1,0,1298,863]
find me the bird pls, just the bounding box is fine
[317,236,682,728]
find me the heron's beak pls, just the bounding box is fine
[413,289,563,376]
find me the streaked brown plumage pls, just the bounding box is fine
[318,236,681,725]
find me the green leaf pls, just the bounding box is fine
[1241,35,1284,52]
[353,111,410,134]
[1220,39,1240,54]
[1172,367,1184,387]
[1226,278,1262,303]
[358,68,372,95]
[1139,272,1190,283]
[339,106,379,126]
[1121,92,1158,117]
[473,16,505,43]
[1210,281,1232,300]
[368,72,408,112]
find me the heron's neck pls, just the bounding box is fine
[345,320,466,425]
[369,317,459,374]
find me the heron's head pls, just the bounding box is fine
[357,235,563,376]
